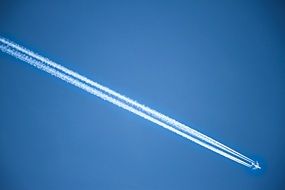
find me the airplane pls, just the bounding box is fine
[251,161,261,170]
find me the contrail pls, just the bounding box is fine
[0,37,260,170]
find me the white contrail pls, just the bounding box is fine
[0,38,245,160]
[0,38,254,164]
[0,37,260,170]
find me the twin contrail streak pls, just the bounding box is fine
[0,37,260,170]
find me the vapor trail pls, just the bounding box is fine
[0,37,260,170]
[0,38,253,164]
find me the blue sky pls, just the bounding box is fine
[1,1,285,189]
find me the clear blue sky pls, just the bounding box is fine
[0,1,285,189]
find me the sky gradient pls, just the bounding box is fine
[0,1,285,189]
